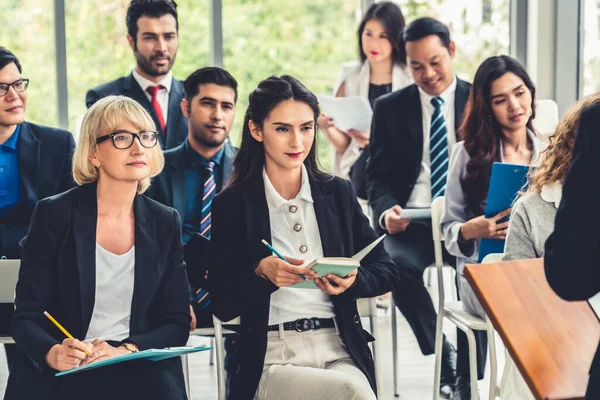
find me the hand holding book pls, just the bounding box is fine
[255,254,317,287]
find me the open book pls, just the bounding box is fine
[292,234,386,289]
[55,344,211,377]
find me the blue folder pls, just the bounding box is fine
[55,344,212,377]
[478,163,530,262]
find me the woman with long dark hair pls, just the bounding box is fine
[318,1,412,194]
[442,55,545,317]
[210,75,398,400]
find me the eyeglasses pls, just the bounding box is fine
[96,130,159,149]
[0,78,29,97]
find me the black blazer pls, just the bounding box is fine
[149,140,237,220]
[85,73,188,150]
[366,79,471,229]
[210,175,399,399]
[0,122,75,260]
[545,102,600,399]
[5,183,191,400]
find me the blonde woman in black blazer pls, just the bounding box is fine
[6,96,191,400]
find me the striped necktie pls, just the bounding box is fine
[200,160,216,238]
[430,97,449,200]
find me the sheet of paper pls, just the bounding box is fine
[590,293,600,320]
[401,208,431,220]
[317,94,373,133]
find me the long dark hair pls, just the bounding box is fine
[358,2,406,66]
[228,75,329,190]
[460,55,536,215]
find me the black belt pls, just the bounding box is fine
[267,317,335,332]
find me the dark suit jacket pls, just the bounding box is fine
[148,140,236,295]
[210,175,399,399]
[545,102,600,399]
[5,183,191,400]
[366,79,471,230]
[0,122,75,260]
[86,73,188,150]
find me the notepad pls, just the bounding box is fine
[317,95,373,133]
[55,345,212,377]
[478,163,530,262]
[292,235,386,288]
[590,293,600,321]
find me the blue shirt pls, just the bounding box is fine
[0,125,21,217]
[182,139,224,243]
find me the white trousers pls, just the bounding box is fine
[254,327,376,400]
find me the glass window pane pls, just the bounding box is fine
[581,0,600,96]
[65,0,210,133]
[222,0,360,170]
[393,0,510,81]
[0,0,58,127]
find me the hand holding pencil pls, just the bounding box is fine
[44,311,93,372]
[256,240,317,287]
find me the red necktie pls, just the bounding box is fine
[146,85,166,132]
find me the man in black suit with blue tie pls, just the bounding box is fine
[0,47,75,370]
[86,0,187,150]
[366,18,485,399]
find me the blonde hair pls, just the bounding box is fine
[72,95,165,194]
[528,92,600,193]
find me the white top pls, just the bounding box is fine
[406,76,458,208]
[132,69,173,124]
[263,165,335,325]
[85,244,135,342]
[330,59,413,179]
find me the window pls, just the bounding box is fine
[581,0,600,96]
[393,0,510,81]
[0,0,58,127]
[65,0,210,132]
[222,0,361,169]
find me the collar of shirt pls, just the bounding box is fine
[1,124,21,150]
[263,164,313,210]
[132,69,173,94]
[498,128,543,165]
[418,75,457,110]
[183,138,225,168]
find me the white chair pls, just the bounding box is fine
[0,259,19,345]
[431,197,498,400]
[357,297,382,392]
[532,99,559,144]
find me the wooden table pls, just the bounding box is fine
[464,258,600,400]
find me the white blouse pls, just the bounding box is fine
[85,244,135,342]
[263,165,336,325]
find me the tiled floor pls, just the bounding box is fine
[0,276,504,399]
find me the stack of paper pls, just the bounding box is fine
[317,95,373,133]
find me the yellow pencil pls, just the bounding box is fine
[44,311,90,356]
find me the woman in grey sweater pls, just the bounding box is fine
[500,92,600,400]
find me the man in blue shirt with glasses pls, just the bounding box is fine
[0,47,75,369]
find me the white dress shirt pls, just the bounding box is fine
[85,244,135,342]
[264,165,336,325]
[132,69,173,124]
[406,76,458,208]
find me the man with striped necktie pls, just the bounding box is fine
[366,18,485,400]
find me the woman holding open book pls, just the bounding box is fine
[317,1,412,193]
[209,75,398,400]
[5,96,191,400]
[439,55,545,397]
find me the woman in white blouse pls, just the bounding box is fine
[318,1,412,186]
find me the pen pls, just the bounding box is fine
[44,311,91,356]
[261,239,307,280]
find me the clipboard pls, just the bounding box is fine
[478,163,530,262]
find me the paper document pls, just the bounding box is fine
[401,208,431,220]
[317,95,373,133]
[590,293,600,320]
[55,345,212,377]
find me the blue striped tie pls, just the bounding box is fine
[200,160,216,239]
[430,97,448,200]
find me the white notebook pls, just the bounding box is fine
[589,293,600,320]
